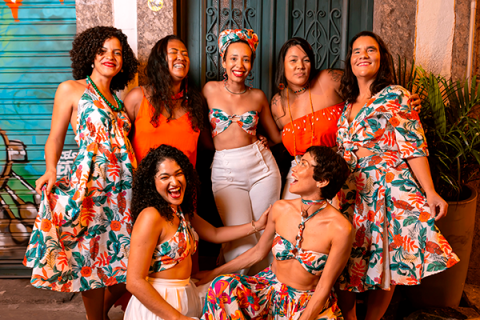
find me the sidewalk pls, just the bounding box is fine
[0,279,124,320]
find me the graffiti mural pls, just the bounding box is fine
[0,0,76,277]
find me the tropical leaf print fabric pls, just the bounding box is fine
[209,108,259,137]
[23,84,136,292]
[201,267,343,320]
[336,85,459,293]
[149,209,199,273]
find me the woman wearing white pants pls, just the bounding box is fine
[204,29,282,274]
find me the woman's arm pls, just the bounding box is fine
[191,205,271,244]
[407,157,448,220]
[299,217,354,320]
[35,81,77,195]
[195,203,278,285]
[123,86,144,122]
[126,208,191,320]
[259,92,282,144]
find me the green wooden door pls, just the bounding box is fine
[178,0,373,99]
[0,0,77,277]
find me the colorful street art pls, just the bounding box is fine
[0,0,76,277]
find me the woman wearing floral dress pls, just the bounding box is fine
[23,26,138,320]
[336,31,459,320]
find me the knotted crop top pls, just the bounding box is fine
[272,233,328,276]
[209,108,259,137]
[271,200,329,276]
[282,102,344,156]
[149,209,199,273]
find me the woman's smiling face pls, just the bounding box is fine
[154,158,186,210]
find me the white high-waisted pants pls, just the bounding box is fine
[211,140,281,274]
[124,278,201,320]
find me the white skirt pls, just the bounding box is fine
[124,277,202,320]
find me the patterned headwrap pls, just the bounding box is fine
[218,28,259,58]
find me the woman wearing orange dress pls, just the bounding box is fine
[124,35,206,166]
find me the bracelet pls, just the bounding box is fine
[251,220,259,233]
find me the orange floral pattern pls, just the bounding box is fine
[337,85,459,292]
[23,83,136,292]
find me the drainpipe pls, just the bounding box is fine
[466,0,477,81]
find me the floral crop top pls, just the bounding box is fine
[272,233,328,276]
[149,209,199,273]
[209,108,259,137]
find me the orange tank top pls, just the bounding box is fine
[132,89,200,166]
[281,102,344,156]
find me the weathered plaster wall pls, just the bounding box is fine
[75,0,113,34]
[452,0,471,80]
[137,0,175,85]
[415,0,455,78]
[373,0,416,62]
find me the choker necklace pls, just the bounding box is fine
[172,90,184,100]
[87,75,123,112]
[224,82,249,95]
[300,198,326,218]
[293,84,309,94]
[292,199,327,254]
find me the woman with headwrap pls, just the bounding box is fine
[203,29,282,275]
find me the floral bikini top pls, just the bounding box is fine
[209,108,259,137]
[149,209,199,273]
[271,201,329,276]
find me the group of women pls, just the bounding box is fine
[22,24,459,320]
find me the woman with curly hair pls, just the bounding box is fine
[335,31,458,320]
[124,144,270,320]
[124,35,206,166]
[198,146,353,320]
[23,26,138,320]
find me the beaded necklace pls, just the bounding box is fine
[292,198,327,255]
[287,86,315,163]
[87,75,123,112]
[294,84,309,94]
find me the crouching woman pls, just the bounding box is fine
[198,146,354,320]
[125,145,270,320]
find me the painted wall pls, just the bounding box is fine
[0,0,77,276]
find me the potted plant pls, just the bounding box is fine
[393,58,480,307]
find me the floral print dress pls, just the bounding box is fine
[336,85,459,293]
[23,81,137,292]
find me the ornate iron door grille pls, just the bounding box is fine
[205,0,259,85]
[291,0,345,70]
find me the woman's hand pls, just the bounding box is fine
[426,191,448,221]
[254,204,272,231]
[194,269,219,286]
[257,135,269,149]
[35,169,57,195]
[410,93,422,112]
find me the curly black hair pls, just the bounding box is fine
[70,26,138,91]
[306,146,350,200]
[145,35,205,131]
[131,145,200,223]
[340,31,394,103]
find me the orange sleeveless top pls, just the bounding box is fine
[281,102,344,156]
[132,90,200,166]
